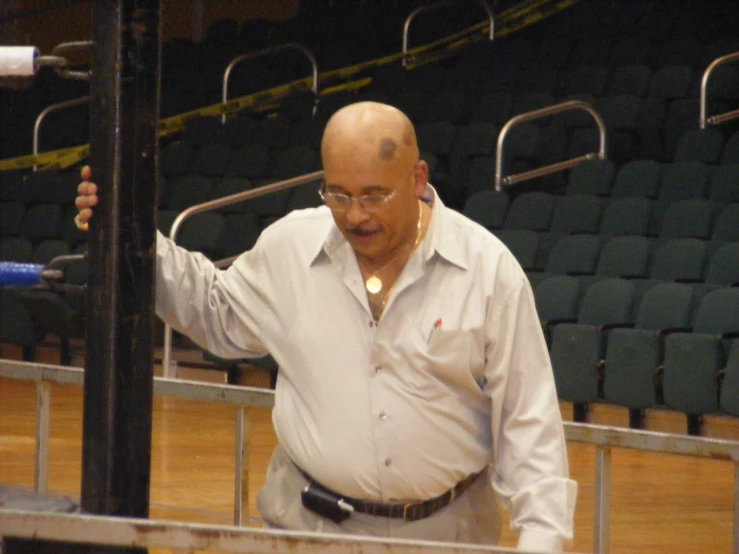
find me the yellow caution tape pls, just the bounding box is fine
[14,77,370,171]
[38,144,90,172]
[342,0,575,74]
[0,145,84,171]
[0,0,578,173]
[318,77,372,97]
[405,0,579,70]
[158,77,314,135]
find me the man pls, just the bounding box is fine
[76,102,576,551]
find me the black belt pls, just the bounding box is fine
[301,468,485,522]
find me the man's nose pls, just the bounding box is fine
[345,198,370,226]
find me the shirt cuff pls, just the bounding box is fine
[517,528,564,553]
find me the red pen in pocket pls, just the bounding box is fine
[428,318,442,343]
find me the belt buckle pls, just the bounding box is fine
[402,501,425,522]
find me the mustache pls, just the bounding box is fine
[347,227,380,236]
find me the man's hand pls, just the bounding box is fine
[75,165,98,229]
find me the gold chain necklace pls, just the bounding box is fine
[360,201,424,295]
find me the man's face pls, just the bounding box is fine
[322,158,424,262]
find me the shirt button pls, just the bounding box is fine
[384,458,392,466]
[379,411,388,421]
[369,320,374,327]
[375,365,382,373]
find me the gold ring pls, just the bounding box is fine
[74,213,89,232]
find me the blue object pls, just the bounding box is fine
[0,262,44,287]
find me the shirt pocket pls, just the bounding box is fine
[427,328,474,368]
[393,318,483,400]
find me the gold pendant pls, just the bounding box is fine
[365,275,383,294]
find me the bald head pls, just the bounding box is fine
[321,102,419,171]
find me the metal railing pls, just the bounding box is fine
[0,509,557,554]
[495,100,607,191]
[700,51,739,129]
[566,422,739,554]
[0,358,274,527]
[2,358,739,553]
[222,43,318,123]
[402,0,494,67]
[161,170,325,377]
[32,96,89,171]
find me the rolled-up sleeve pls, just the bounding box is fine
[155,230,270,359]
[484,252,577,552]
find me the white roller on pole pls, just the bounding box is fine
[0,46,39,76]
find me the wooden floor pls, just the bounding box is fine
[2,344,738,553]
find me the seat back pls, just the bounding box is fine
[462,190,510,231]
[673,128,725,164]
[549,195,602,234]
[503,192,555,231]
[709,164,739,204]
[599,197,651,237]
[612,160,662,198]
[658,162,710,201]
[596,236,651,278]
[545,235,602,276]
[712,204,739,243]
[633,282,693,330]
[705,243,739,286]
[658,199,715,240]
[693,288,739,335]
[534,275,581,323]
[650,238,707,283]
[565,159,616,196]
[577,278,635,326]
[495,229,538,271]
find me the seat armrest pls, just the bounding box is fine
[599,322,635,332]
[655,326,693,337]
[542,317,578,327]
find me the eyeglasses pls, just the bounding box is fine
[318,164,417,213]
[318,185,396,213]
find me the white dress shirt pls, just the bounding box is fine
[155,186,577,552]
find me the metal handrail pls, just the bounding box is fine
[0,509,548,554]
[700,50,739,129]
[161,170,325,378]
[32,96,90,171]
[566,422,739,553]
[402,0,494,67]
[495,100,607,191]
[222,43,318,123]
[2,358,739,552]
[0,358,273,527]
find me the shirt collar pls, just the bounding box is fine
[422,184,467,270]
[312,184,468,271]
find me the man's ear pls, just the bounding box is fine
[413,160,429,197]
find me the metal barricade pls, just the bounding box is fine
[495,100,607,191]
[0,359,274,527]
[2,358,739,552]
[222,43,318,123]
[402,0,494,67]
[32,96,89,171]
[700,51,739,129]
[0,509,561,554]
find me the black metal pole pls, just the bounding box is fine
[80,0,160,552]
